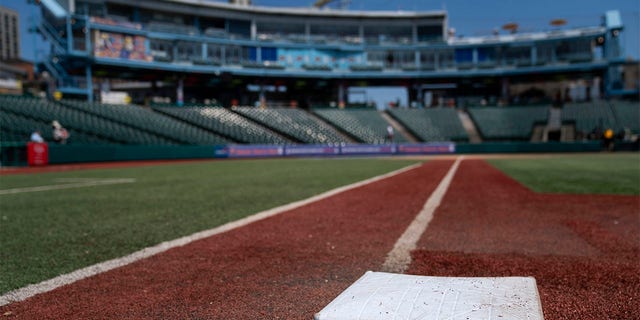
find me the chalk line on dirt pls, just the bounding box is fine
[381,157,463,273]
[0,163,421,306]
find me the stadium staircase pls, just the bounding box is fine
[36,18,88,97]
[379,111,418,143]
[314,109,410,143]
[456,110,482,143]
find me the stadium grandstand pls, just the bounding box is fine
[28,0,633,105]
[0,0,638,165]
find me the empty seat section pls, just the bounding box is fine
[233,107,347,144]
[612,101,639,134]
[468,106,547,140]
[314,109,406,144]
[0,110,112,144]
[561,102,619,135]
[154,106,289,144]
[60,100,229,145]
[389,108,468,142]
[0,95,173,145]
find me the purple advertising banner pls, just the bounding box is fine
[217,145,284,158]
[214,143,456,158]
[284,145,340,156]
[396,143,456,154]
[340,144,396,155]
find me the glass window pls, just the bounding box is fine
[417,25,443,42]
[364,25,412,45]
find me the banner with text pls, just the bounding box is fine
[214,143,455,159]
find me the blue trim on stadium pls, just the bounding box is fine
[90,56,609,79]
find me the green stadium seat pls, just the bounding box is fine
[314,109,406,143]
[611,101,639,134]
[389,108,468,142]
[467,106,548,140]
[561,102,619,136]
[154,106,290,144]
[60,100,229,145]
[233,107,349,144]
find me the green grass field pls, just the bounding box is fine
[490,153,640,195]
[1,153,638,295]
[0,158,416,294]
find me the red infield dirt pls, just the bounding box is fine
[0,160,452,319]
[410,160,640,320]
[1,159,638,319]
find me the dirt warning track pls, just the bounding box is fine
[0,160,454,319]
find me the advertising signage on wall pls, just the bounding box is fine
[214,143,455,158]
[93,30,153,62]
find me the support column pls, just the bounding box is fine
[66,16,73,52]
[416,84,423,108]
[177,77,184,106]
[84,18,91,55]
[531,46,537,65]
[501,77,509,104]
[338,81,345,108]
[86,64,93,102]
[259,84,266,108]
[251,19,257,40]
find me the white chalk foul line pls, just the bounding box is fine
[0,178,137,195]
[381,156,463,274]
[0,163,422,307]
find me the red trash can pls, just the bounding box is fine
[27,142,49,166]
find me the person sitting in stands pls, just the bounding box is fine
[30,130,44,143]
[52,120,70,144]
[603,128,615,151]
[386,125,394,143]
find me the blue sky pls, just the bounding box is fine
[4,0,639,62]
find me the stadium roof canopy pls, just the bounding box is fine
[105,0,447,20]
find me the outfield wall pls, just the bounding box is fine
[1,142,612,166]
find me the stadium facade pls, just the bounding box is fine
[33,0,633,107]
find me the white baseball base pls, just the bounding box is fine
[315,271,544,320]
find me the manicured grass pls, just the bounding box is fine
[0,158,417,294]
[489,153,640,195]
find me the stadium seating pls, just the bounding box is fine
[0,110,112,144]
[467,106,548,140]
[59,100,230,145]
[388,108,468,142]
[2,94,635,148]
[154,106,290,144]
[611,101,640,134]
[314,109,406,143]
[561,102,619,136]
[233,107,349,144]
[0,95,175,145]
